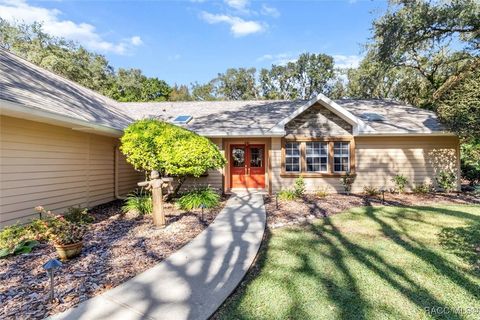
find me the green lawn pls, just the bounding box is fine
[216,205,480,320]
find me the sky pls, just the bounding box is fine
[0,0,389,85]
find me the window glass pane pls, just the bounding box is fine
[232,147,245,167]
[306,142,328,172]
[250,147,263,168]
[333,142,349,172]
[285,142,300,172]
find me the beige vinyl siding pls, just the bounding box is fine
[117,151,144,196]
[271,136,460,194]
[0,116,140,227]
[182,138,224,192]
[352,136,460,193]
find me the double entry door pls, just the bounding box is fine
[230,144,265,189]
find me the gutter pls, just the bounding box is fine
[0,99,124,137]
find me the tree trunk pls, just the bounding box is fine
[166,176,186,201]
[151,181,165,227]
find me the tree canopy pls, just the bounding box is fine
[348,0,480,140]
[120,119,226,177]
[0,19,172,102]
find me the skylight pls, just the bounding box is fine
[360,113,386,122]
[172,115,192,124]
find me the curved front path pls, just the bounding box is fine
[52,191,266,320]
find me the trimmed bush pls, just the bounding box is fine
[177,187,220,210]
[293,176,306,198]
[412,183,433,195]
[122,190,153,215]
[436,170,457,192]
[391,174,409,193]
[363,185,379,196]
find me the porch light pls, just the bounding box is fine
[43,258,62,301]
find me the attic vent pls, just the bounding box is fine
[360,112,386,122]
[172,115,192,124]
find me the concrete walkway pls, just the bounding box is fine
[52,191,266,320]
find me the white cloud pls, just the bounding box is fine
[200,11,265,37]
[0,0,142,55]
[130,36,143,46]
[224,0,249,11]
[260,4,280,18]
[257,52,298,65]
[332,54,362,69]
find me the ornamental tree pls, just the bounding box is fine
[120,119,226,195]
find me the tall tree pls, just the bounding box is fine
[0,19,114,95]
[169,84,192,101]
[369,0,479,108]
[191,82,217,101]
[107,68,171,102]
[259,53,335,100]
[214,68,258,100]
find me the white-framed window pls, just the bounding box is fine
[306,142,328,172]
[285,142,300,172]
[334,142,350,172]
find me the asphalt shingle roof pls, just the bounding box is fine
[0,49,132,130]
[0,48,448,136]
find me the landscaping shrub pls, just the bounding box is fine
[177,187,220,210]
[123,190,153,215]
[63,206,94,224]
[391,174,409,193]
[44,215,88,246]
[363,185,379,196]
[278,189,297,201]
[340,171,355,194]
[412,183,433,195]
[461,141,480,186]
[0,210,50,258]
[436,170,457,192]
[293,176,306,198]
[315,186,330,198]
[0,239,39,258]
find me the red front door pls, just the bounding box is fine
[230,144,266,189]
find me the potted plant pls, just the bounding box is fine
[44,215,87,260]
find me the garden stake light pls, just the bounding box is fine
[43,258,62,302]
[200,203,206,222]
[380,187,386,204]
[276,193,279,209]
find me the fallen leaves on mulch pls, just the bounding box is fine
[0,198,227,320]
[266,192,480,228]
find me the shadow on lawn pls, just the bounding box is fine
[219,205,480,320]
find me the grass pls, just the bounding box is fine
[216,205,480,320]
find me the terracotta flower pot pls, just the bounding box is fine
[54,241,83,260]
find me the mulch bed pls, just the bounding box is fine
[266,192,480,228]
[0,197,228,320]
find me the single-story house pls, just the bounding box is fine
[0,49,460,226]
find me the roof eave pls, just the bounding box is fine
[0,99,124,137]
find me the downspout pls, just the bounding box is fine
[114,146,126,200]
